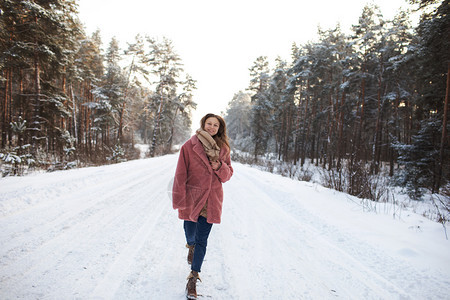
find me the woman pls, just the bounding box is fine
[172,113,233,299]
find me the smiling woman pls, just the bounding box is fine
[172,113,233,299]
[204,117,220,137]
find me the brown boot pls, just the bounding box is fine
[186,270,201,299]
[186,244,195,265]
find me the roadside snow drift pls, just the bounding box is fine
[1,154,449,299]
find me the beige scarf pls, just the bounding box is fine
[196,129,220,162]
[196,129,220,218]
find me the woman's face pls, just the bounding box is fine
[204,117,220,136]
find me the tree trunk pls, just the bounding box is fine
[118,56,136,144]
[85,82,91,159]
[358,76,366,161]
[325,71,335,170]
[118,102,126,143]
[294,89,302,164]
[283,105,291,161]
[337,86,346,170]
[61,68,67,132]
[1,69,9,148]
[301,79,311,166]
[32,40,41,154]
[436,62,450,192]
[150,92,164,157]
[166,106,179,153]
[373,67,383,174]
[70,84,78,144]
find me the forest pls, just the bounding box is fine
[0,0,449,202]
[0,0,196,175]
[224,0,449,200]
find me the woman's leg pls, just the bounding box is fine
[184,220,196,246]
[191,216,213,272]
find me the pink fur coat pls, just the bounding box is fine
[172,135,233,224]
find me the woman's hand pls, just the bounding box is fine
[210,160,221,170]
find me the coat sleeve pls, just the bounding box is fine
[172,145,188,210]
[214,149,233,183]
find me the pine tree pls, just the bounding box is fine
[94,37,127,156]
[248,56,271,160]
[119,34,149,143]
[0,0,81,165]
[71,30,106,158]
[383,9,415,176]
[349,4,386,163]
[167,73,197,151]
[396,0,450,194]
[225,91,252,150]
[146,37,186,157]
[268,58,291,160]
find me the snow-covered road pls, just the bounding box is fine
[1,154,449,299]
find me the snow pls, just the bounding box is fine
[0,154,449,299]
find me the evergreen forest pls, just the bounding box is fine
[0,0,196,175]
[224,0,449,200]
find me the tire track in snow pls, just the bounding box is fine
[0,157,176,298]
[89,182,168,299]
[0,159,160,239]
[0,161,173,273]
[206,164,337,299]
[245,168,450,299]
[1,170,159,279]
[66,165,178,299]
[0,162,132,219]
[113,198,187,300]
[91,158,187,300]
[2,182,138,263]
[210,163,411,299]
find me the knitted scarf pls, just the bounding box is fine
[196,129,220,162]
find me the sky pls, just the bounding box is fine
[77,0,412,129]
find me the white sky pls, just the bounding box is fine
[77,0,411,128]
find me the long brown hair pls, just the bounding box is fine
[200,113,230,151]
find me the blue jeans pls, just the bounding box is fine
[184,216,213,272]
